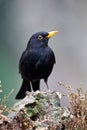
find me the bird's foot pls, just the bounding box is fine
[45,82,52,93]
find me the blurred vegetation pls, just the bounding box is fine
[0,81,14,114]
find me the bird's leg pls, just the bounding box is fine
[44,79,50,91]
[45,82,49,90]
[45,82,54,94]
[30,81,34,92]
[45,81,52,93]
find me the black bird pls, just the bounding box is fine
[16,31,58,99]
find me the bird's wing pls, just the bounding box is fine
[35,47,56,72]
[19,49,40,75]
[36,47,55,65]
[44,47,56,64]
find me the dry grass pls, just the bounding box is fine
[58,82,87,130]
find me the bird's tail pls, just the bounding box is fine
[15,80,31,99]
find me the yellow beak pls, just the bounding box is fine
[47,31,59,38]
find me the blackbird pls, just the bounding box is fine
[16,31,58,99]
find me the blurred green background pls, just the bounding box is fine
[0,0,87,106]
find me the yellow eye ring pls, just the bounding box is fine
[38,35,43,40]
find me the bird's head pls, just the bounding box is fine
[27,31,58,49]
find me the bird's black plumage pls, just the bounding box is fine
[16,31,57,99]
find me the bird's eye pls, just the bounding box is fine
[38,35,43,40]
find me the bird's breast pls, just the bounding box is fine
[19,47,55,81]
